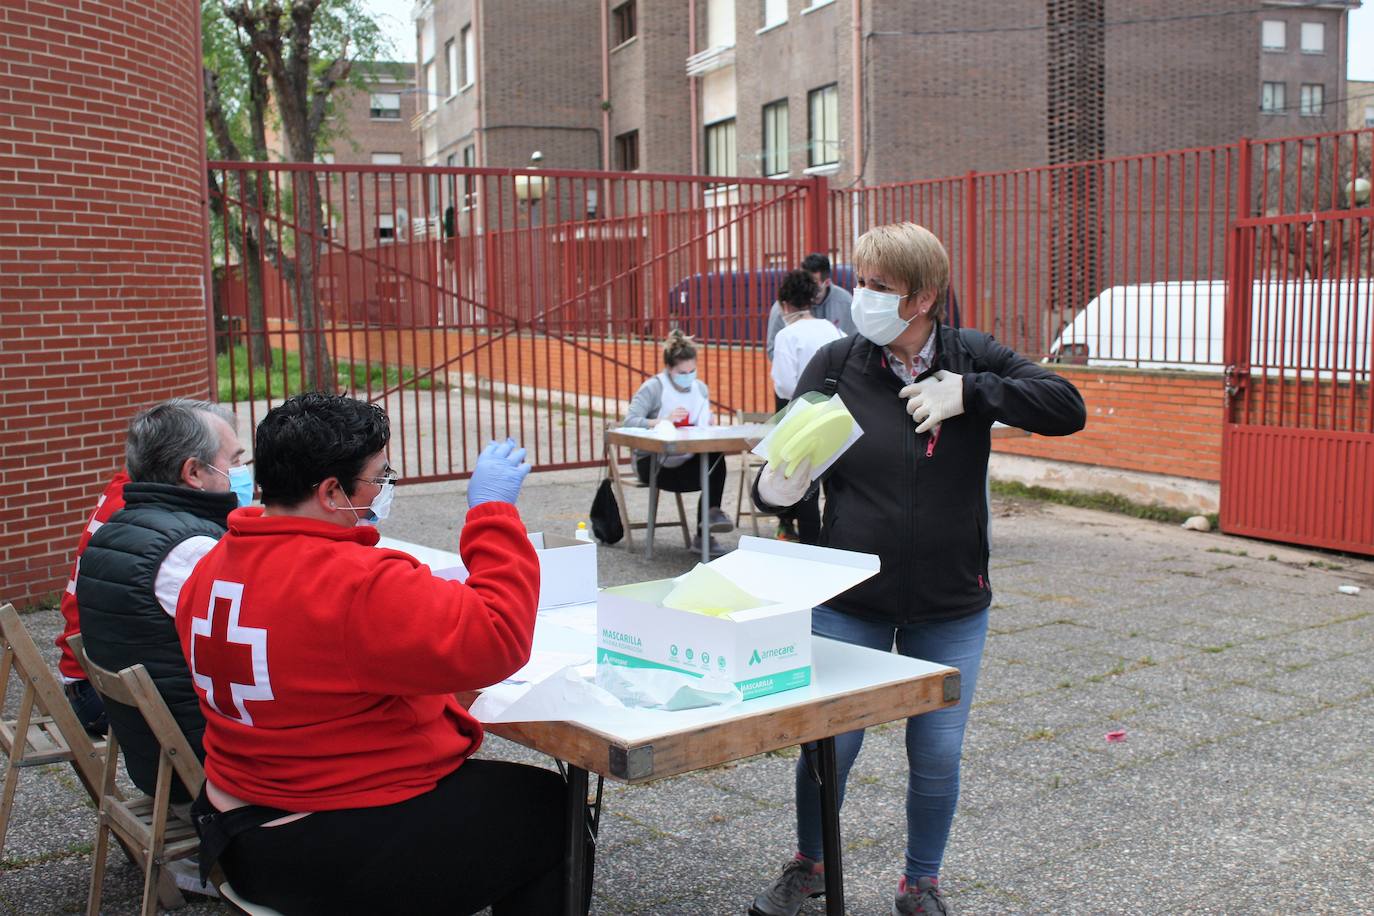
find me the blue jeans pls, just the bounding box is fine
[796,604,990,881]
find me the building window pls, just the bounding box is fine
[1261,82,1285,114]
[613,1,636,45]
[1365,105,1374,129]
[807,83,838,167]
[1300,22,1324,54]
[370,92,401,119]
[763,0,787,29]
[461,25,476,88]
[425,62,439,112]
[371,152,404,166]
[1299,83,1324,117]
[316,152,336,164]
[1260,20,1285,51]
[445,39,458,97]
[762,99,789,177]
[705,118,737,177]
[615,130,640,171]
[462,144,477,208]
[377,214,395,240]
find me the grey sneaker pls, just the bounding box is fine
[893,876,949,916]
[691,534,727,556]
[750,855,824,916]
[708,507,735,533]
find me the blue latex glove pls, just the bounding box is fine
[468,438,532,508]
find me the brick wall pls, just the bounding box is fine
[992,365,1225,482]
[0,0,209,606]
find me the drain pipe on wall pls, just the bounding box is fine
[851,0,862,184]
[601,0,611,170]
[689,0,700,175]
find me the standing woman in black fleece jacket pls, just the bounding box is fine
[748,223,1086,916]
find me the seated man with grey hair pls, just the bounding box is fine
[76,398,247,810]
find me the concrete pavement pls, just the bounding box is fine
[3,464,1371,914]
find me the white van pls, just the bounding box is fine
[1048,279,1372,377]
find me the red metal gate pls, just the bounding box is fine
[1221,207,1374,554]
[208,163,816,481]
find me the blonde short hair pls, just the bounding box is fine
[853,222,951,321]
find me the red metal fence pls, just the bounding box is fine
[828,129,1372,366]
[209,127,1373,484]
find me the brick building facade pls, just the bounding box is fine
[419,0,1360,182]
[1257,0,1357,138]
[317,63,418,249]
[1,0,209,605]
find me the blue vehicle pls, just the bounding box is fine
[665,264,960,344]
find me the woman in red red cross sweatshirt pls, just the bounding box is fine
[175,393,563,916]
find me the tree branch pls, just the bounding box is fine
[203,65,243,162]
[306,55,351,139]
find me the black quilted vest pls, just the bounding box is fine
[76,483,235,800]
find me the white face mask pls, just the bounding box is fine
[338,478,395,526]
[850,287,913,345]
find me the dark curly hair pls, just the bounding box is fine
[777,269,819,309]
[254,392,390,507]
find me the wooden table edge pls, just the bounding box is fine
[460,664,959,784]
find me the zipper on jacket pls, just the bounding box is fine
[904,412,916,613]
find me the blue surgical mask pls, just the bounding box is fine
[208,463,254,507]
[226,466,254,507]
[850,287,913,346]
[671,370,697,389]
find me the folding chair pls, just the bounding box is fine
[732,411,780,536]
[68,634,201,916]
[0,603,107,859]
[604,425,692,550]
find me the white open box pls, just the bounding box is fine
[379,533,597,609]
[596,537,879,700]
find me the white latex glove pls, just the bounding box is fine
[900,370,965,434]
[757,457,813,508]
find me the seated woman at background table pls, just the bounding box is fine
[623,329,732,555]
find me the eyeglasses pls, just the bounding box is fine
[356,465,399,487]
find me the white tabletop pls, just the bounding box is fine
[495,605,951,743]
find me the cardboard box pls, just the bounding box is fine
[377,533,597,609]
[596,536,879,700]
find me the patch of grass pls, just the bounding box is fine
[1207,547,1249,557]
[216,345,437,400]
[1027,727,1056,740]
[1201,643,1234,654]
[1,841,92,870]
[1307,559,1346,571]
[1057,679,1073,689]
[990,480,1216,527]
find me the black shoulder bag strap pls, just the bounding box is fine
[821,335,858,397]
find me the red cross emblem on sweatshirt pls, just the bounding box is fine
[190,580,273,726]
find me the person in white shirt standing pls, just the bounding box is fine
[769,270,845,544]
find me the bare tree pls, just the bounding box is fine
[203,0,387,392]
